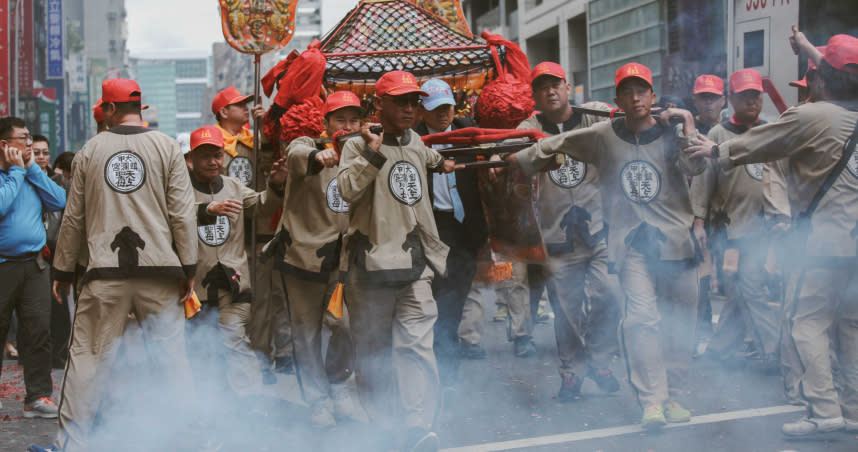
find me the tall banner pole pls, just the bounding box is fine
[220,0,297,305]
[250,53,261,289]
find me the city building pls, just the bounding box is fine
[132,51,211,138]
[464,0,855,112]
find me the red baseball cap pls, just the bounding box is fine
[531,62,566,84]
[375,71,428,97]
[823,35,858,74]
[324,91,364,116]
[92,99,105,123]
[729,69,763,93]
[102,78,142,103]
[693,75,724,95]
[615,63,653,89]
[789,76,808,88]
[211,86,254,114]
[190,125,225,151]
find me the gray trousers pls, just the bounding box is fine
[458,286,484,346]
[345,269,439,430]
[282,272,354,407]
[55,278,193,452]
[540,242,620,375]
[708,241,780,359]
[786,263,858,420]
[619,250,699,408]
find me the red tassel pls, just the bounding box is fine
[481,30,531,83]
[279,97,325,144]
[261,50,299,98]
[474,74,535,129]
[273,46,327,111]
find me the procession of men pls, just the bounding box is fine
[0,22,856,452]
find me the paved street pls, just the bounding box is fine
[0,294,855,451]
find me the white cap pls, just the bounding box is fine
[177,132,191,155]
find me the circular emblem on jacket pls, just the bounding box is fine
[326,178,349,213]
[848,151,858,179]
[549,156,587,188]
[227,156,253,186]
[620,160,661,204]
[104,150,146,194]
[388,161,423,206]
[745,163,764,181]
[198,215,231,246]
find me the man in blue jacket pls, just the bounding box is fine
[0,116,66,418]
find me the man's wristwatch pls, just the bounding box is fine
[710,144,719,159]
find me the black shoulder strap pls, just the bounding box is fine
[803,118,858,218]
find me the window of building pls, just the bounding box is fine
[176,60,208,79]
[176,83,206,113]
[176,118,202,135]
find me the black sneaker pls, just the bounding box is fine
[460,343,486,360]
[558,372,583,402]
[513,336,536,358]
[274,356,294,374]
[587,367,620,393]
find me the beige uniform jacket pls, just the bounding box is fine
[218,133,278,238]
[516,119,705,270]
[762,160,791,224]
[717,100,858,258]
[277,137,349,281]
[53,125,197,284]
[690,120,768,240]
[336,130,449,283]
[518,109,608,256]
[192,173,282,304]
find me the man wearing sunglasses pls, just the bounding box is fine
[0,116,66,420]
[337,70,460,452]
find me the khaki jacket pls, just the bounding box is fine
[192,174,282,304]
[277,137,349,281]
[336,130,449,283]
[518,105,610,256]
[53,125,197,284]
[717,100,858,258]
[217,129,278,237]
[690,120,768,240]
[762,160,791,223]
[516,119,705,270]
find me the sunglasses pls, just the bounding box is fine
[384,95,421,108]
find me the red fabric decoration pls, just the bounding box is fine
[474,74,535,129]
[261,50,300,97]
[279,97,325,144]
[270,207,282,232]
[274,41,327,111]
[421,127,546,146]
[481,30,531,82]
[263,109,281,148]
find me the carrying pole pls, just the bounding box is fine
[250,53,262,301]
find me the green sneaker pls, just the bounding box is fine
[493,306,509,322]
[664,401,691,423]
[641,404,666,429]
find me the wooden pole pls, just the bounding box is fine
[250,53,261,303]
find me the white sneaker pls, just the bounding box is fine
[844,418,858,432]
[309,400,336,428]
[23,397,58,419]
[330,382,367,422]
[781,416,845,436]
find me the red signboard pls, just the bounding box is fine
[16,0,33,96]
[0,3,9,116]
